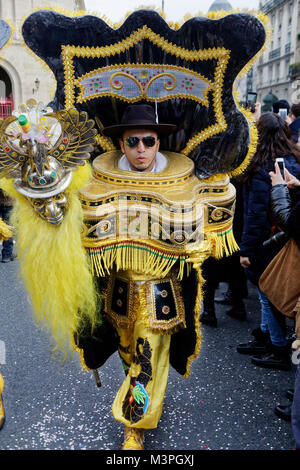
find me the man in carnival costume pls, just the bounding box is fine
[0,7,267,450]
[89,102,197,449]
[75,102,209,450]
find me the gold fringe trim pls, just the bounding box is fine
[87,228,238,279]
[208,223,240,259]
[88,240,189,281]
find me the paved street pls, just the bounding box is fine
[0,258,297,451]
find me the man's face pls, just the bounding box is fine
[119,129,160,172]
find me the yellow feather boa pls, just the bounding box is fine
[0,217,13,241]
[0,164,99,358]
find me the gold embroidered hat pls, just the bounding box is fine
[101,104,176,138]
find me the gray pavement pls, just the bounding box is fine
[0,258,297,451]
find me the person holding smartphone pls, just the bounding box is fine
[272,99,290,117]
[268,161,300,440]
[238,112,300,370]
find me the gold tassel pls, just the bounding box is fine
[208,223,239,259]
[88,242,189,280]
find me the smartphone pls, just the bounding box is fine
[276,157,285,180]
[247,92,257,113]
[279,108,287,120]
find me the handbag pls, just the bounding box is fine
[259,238,300,318]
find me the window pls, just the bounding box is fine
[276,63,280,81]
[269,65,273,82]
[0,81,5,100]
[271,14,275,26]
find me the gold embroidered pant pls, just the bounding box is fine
[112,314,171,429]
[108,269,185,429]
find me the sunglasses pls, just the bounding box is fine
[124,136,157,148]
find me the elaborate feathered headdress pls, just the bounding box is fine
[22,9,266,179]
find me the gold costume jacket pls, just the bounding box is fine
[75,150,237,377]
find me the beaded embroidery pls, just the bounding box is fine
[122,337,152,423]
[76,64,211,106]
[145,273,186,333]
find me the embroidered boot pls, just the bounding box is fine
[0,372,5,430]
[122,426,144,450]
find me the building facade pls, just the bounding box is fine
[256,0,300,108]
[0,0,84,117]
[208,0,233,11]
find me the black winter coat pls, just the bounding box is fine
[270,184,300,240]
[289,117,300,143]
[239,155,300,284]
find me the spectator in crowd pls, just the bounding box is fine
[272,99,290,115]
[237,112,300,370]
[268,162,300,439]
[289,103,300,143]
